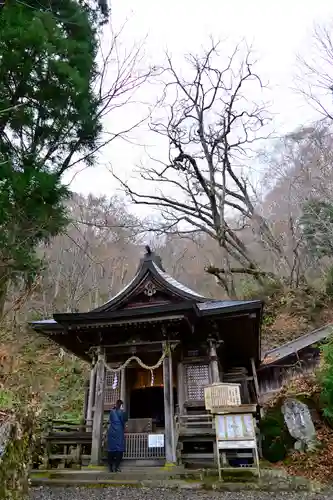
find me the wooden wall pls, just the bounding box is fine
[258,349,320,402]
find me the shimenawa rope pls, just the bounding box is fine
[101,343,172,387]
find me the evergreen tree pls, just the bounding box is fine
[300,199,333,259]
[0,0,102,316]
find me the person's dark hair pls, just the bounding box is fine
[115,399,123,409]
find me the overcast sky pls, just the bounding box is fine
[63,0,333,200]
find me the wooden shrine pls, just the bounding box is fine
[31,247,263,467]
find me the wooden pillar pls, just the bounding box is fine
[209,339,220,383]
[83,380,89,423]
[163,342,176,464]
[86,362,96,430]
[177,362,185,415]
[168,349,176,463]
[90,348,106,465]
[120,368,126,409]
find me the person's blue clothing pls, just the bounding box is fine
[107,408,128,452]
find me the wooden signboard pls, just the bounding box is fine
[215,412,260,478]
[205,383,241,410]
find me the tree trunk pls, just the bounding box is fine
[0,270,9,320]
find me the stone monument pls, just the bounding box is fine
[282,398,319,452]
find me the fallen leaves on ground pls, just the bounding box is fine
[274,424,333,483]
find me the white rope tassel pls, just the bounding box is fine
[112,373,118,390]
[150,370,154,386]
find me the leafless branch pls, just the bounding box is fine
[114,40,287,296]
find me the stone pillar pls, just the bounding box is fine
[163,342,176,464]
[90,348,106,465]
[86,362,96,430]
[209,339,220,383]
[120,368,126,409]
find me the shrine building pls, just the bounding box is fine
[31,247,263,466]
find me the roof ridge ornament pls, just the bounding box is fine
[143,245,165,271]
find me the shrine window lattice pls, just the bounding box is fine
[104,372,121,407]
[185,364,209,401]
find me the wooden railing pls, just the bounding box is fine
[176,413,213,430]
[124,433,165,459]
[42,420,92,468]
[41,419,165,468]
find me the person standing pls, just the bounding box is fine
[107,399,128,472]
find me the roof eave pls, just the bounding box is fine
[148,261,207,302]
[29,321,63,332]
[198,300,263,316]
[53,300,198,326]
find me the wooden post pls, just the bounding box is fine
[83,380,89,423]
[177,362,185,415]
[90,348,106,465]
[209,339,220,383]
[120,368,126,409]
[168,348,176,463]
[250,358,260,401]
[163,342,175,464]
[86,362,96,430]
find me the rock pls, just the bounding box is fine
[281,398,319,452]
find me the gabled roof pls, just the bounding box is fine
[29,247,264,365]
[92,247,206,313]
[260,323,333,367]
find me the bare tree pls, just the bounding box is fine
[114,41,288,296]
[297,21,333,121]
[258,123,333,284]
[33,194,140,316]
[65,22,154,177]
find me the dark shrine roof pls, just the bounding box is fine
[29,247,263,363]
[91,249,206,313]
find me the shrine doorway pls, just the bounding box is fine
[130,386,165,428]
[128,365,177,431]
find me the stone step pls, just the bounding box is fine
[34,467,187,480]
[32,467,256,482]
[29,476,324,492]
[30,468,326,492]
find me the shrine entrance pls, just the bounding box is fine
[128,365,177,431]
[130,387,165,427]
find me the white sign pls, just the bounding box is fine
[148,434,164,448]
[216,413,255,441]
[217,440,256,449]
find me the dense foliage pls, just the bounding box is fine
[0,326,87,422]
[0,0,102,316]
[0,396,41,500]
[300,200,333,260]
[319,338,333,419]
[260,409,294,463]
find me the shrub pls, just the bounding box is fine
[325,267,333,298]
[319,337,333,419]
[259,408,294,463]
[0,395,41,500]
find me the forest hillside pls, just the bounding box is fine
[2,0,333,421]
